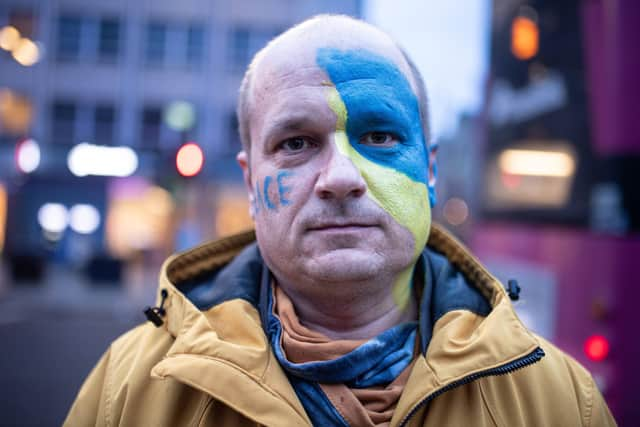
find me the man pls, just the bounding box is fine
[65,15,615,426]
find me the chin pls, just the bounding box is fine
[303,248,386,282]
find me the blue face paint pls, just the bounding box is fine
[428,143,438,206]
[263,175,276,210]
[256,170,295,211]
[316,48,429,186]
[277,170,293,206]
[316,48,433,309]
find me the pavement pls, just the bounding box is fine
[0,261,158,427]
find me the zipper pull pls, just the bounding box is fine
[144,289,168,327]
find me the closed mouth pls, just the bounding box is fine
[308,223,376,231]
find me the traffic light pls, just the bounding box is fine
[176,142,204,177]
[584,334,610,362]
[511,15,539,60]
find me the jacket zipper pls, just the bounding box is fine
[398,347,545,427]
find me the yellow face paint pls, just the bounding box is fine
[325,86,431,309]
[326,87,347,131]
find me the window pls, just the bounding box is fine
[145,22,167,65]
[56,15,82,61]
[226,111,240,153]
[140,102,200,150]
[94,104,115,144]
[144,21,206,68]
[51,100,77,144]
[230,29,250,72]
[50,101,119,145]
[141,106,162,148]
[229,27,281,72]
[56,14,122,63]
[98,17,121,61]
[8,9,36,39]
[187,24,205,65]
[0,89,33,137]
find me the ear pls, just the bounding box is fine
[237,150,256,218]
[427,143,438,207]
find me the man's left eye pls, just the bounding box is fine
[360,132,397,147]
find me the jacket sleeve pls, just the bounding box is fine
[587,378,617,427]
[63,347,111,427]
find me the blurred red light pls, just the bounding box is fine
[176,142,204,177]
[584,335,609,362]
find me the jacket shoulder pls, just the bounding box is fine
[478,335,616,426]
[109,322,175,369]
[65,323,211,427]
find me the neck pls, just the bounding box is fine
[275,268,417,340]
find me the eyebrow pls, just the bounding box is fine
[262,114,318,142]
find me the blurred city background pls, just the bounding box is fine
[0,0,638,425]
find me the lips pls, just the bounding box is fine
[306,221,377,231]
[301,205,383,233]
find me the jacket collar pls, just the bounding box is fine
[149,224,541,425]
[153,223,515,336]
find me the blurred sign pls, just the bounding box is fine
[589,183,629,234]
[486,141,576,209]
[484,1,591,225]
[106,181,174,258]
[489,72,567,126]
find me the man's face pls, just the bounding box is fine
[240,43,431,299]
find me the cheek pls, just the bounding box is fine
[360,161,431,258]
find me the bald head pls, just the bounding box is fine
[236,14,430,155]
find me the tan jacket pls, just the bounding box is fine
[65,224,616,426]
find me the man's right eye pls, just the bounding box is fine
[279,137,309,152]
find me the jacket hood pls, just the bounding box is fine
[155,223,514,332]
[148,223,541,426]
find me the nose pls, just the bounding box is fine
[314,141,367,200]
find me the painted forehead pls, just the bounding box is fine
[315,47,415,92]
[316,47,428,185]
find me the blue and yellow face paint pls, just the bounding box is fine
[317,48,432,309]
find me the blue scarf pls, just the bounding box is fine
[263,284,417,426]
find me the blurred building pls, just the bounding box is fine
[431,114,485,235]
[0,0,361,274]
[473,0,640,423]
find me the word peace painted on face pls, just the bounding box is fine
[254,170,294,213]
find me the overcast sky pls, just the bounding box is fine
[363,0,491,140]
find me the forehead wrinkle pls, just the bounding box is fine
[258,96,337,145]
[252,61,326,97]
[263,116,318,141]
